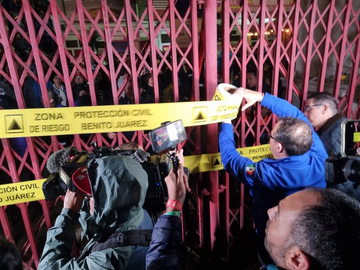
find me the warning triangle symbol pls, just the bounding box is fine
[9,119,21,130]
[213,158,221,167]
[195,112,205,120]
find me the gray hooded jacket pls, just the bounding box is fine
[38,156,153,270]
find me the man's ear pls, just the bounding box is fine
[322,104,330,114]
[277,141,284,153]
[284,246,310,270]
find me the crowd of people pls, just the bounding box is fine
[1,80,360,270]
[1,2,359,270]
[32,88,360,270]
[0,0,193,113]
[1,50,359,269]
[33,102,360,270]
[1,40,359,268]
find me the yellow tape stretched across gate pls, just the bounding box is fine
[0,179,46,206]
[0,84,260,206]
[0,100,240,139]
[0,145,272,206]
[0,83,240,139]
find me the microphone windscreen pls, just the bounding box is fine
[46,147,73,173]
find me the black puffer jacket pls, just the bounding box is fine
[318,114,360,202]
[317,113,346,158]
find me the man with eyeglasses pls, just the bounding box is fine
[219,88,328,267]
[304,92,360,201]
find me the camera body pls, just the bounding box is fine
[43,146,171,211]
[325,120,360,184]
[43,120,188,211]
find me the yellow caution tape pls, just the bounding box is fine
[0,100,240,139]
[0,84,242,139]
[0,145,272,206]
[185,144,272,173]
[0,84,256,206]
[212,83,241,102]
[0,179,46,206]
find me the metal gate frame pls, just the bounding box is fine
[0,0,359,268]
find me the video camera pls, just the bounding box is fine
[43,120,187,211]
[325,120,360,183]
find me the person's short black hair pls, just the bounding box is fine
[246,69,257,77]
[274,117,312,156]
[0,237,23,270]
[307,92,338,114]
[289,188,360,269]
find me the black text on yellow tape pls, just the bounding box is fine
[0,145,271,206]
[0,179,46,206]
[185,144,272,174]
[0,101,240,139]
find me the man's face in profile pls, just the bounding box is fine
[264,190,319,268]
[303,98,326,128]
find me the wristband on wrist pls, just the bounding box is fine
[163,211,181,217]
[166,199,183,211]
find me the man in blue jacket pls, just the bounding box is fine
[219,88,328,264]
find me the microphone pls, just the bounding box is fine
[46,147,74,173]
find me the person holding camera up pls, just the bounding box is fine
[38,155,153,270]
[146,149,191,270]
[304,92,360,202]
[219,88,328,266]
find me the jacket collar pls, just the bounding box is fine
[317,113,344,136]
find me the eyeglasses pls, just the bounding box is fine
[304,103,323,112]
[266,133,282,144]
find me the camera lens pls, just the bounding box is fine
[343,159,360,182]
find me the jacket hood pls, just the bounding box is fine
[86,156,148,232]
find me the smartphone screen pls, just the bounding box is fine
[149,120,187,153]
[341,120,360,157]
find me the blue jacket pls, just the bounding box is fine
[146,215,185,270]
[219,93,328,236]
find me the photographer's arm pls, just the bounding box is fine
[38,190,84,269]
[146,150,190,270]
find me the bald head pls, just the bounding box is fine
[273,117,312,156]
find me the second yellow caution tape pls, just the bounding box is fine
[0,144,272,207]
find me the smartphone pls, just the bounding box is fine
[149,120,187,153]
[341,119,360,157]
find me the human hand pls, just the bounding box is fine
[165,150,191,211]
[63,189,86,213]
[176,148,185,165]
[232,88,264,111]
[174,149,190,193]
